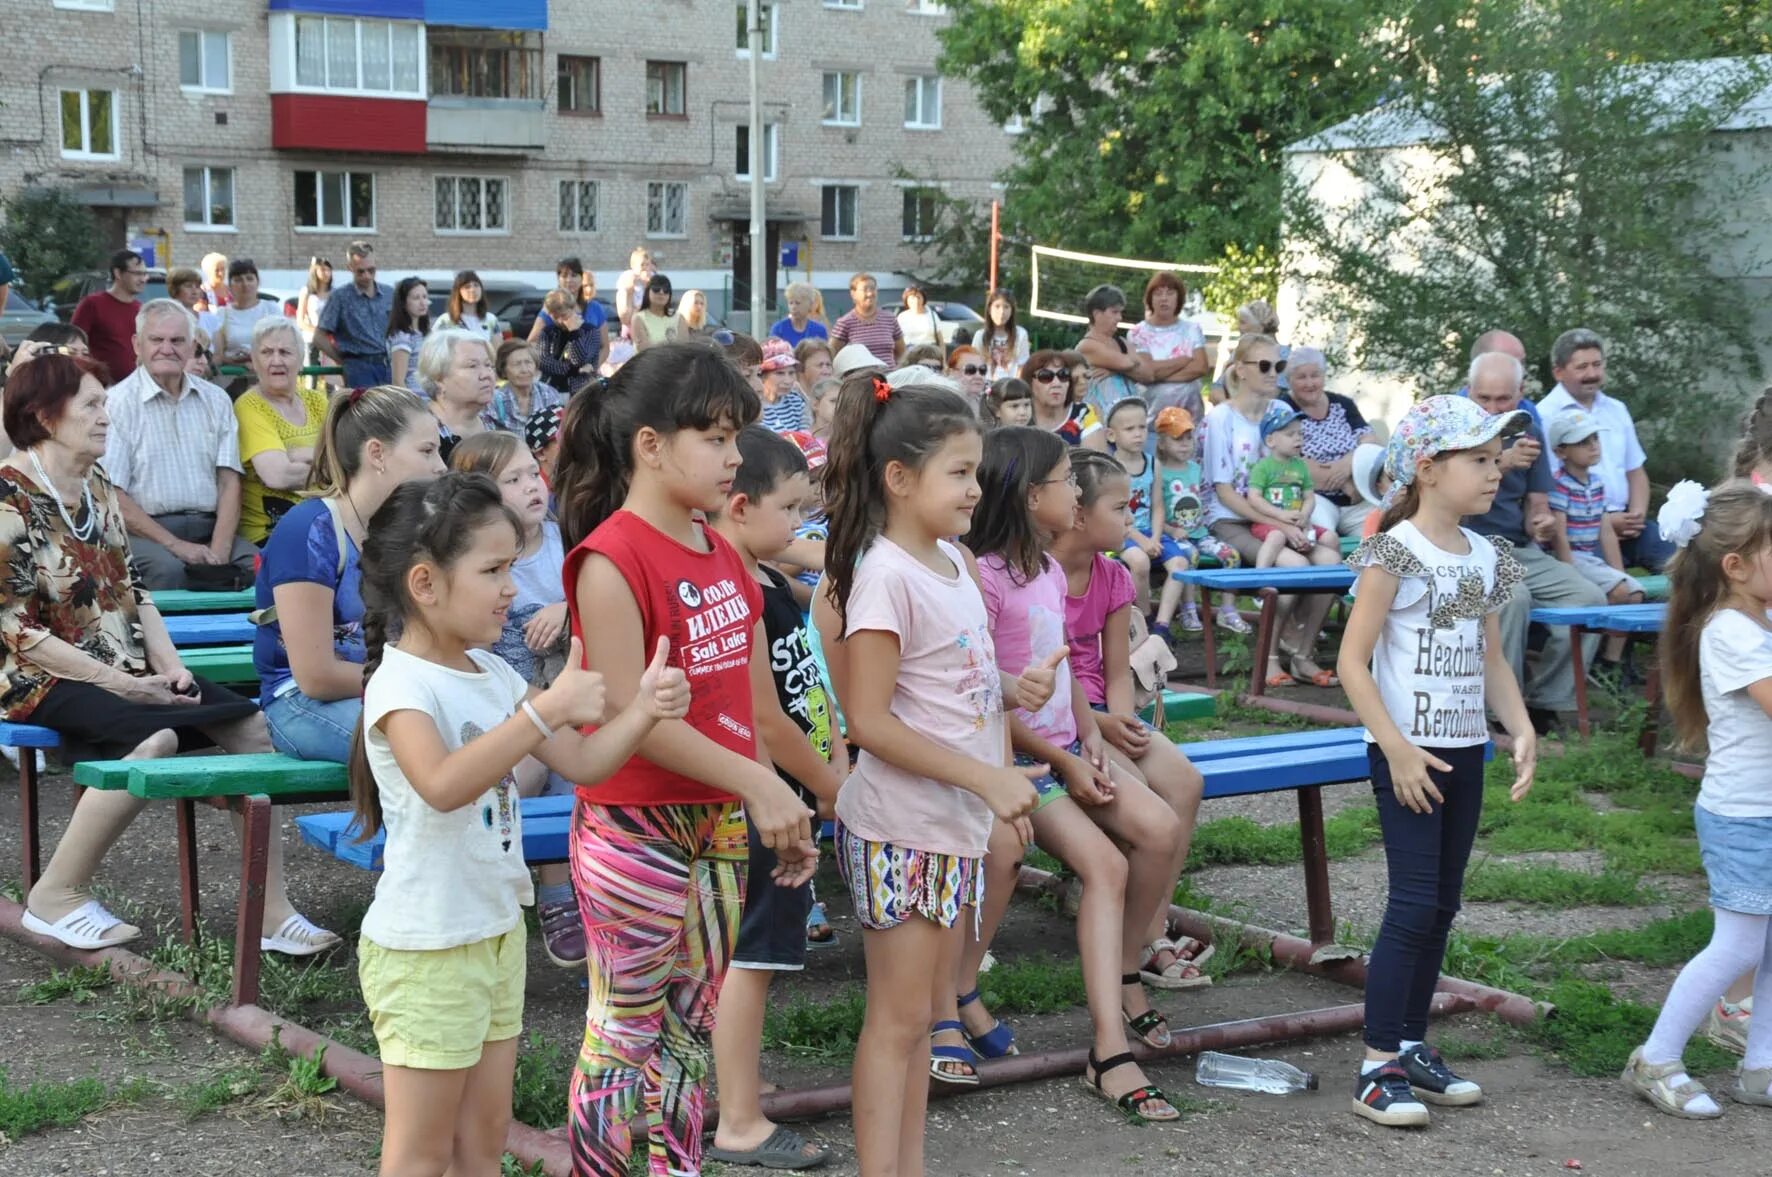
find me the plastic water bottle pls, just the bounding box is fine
[1194,1050,1318,1094]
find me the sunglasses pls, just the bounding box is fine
[1032,368,1071,383]
[1243,359,1287,374]
[959,364,987,376]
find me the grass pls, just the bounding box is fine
[258,1027,339,1120]
[17,963,113,1006]
[172,1064,261,1119]
[502,1158,548,1177]
[510,1032,571,1131]
[1460,862,1658,907]
[0,1067,149,1141]
[1186,804,1381,870]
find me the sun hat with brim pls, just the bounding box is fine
[760,336,799,373]
[1350,442,1386,509]
[832,343,885,378]
[1545,407,1600,449]
[1381,395,1528,508]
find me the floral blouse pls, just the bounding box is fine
[0,460,150,719]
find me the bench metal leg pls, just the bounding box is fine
[1297,786,1334,946]
[1199,593,1218,688]
[1570,624,1591,739]
[1247,588,1280,699]
[19,752,40,893]
[231,795,271,1008]
[175,798,201,944]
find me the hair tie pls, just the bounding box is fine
[872,376,892,404]
[347,386,369,404]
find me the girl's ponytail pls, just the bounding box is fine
[1732,386,1772,479]
[346,605,389,838]
[1377,480,1422,535]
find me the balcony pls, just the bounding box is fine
[427,96,545,152]
[426,28,544,153]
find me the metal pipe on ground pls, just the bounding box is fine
[0,897,573,1177]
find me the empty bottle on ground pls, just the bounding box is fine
[1194,1050,1318,1094]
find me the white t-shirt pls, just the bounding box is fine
[1200,400,1266,526]
[1698,608,1772,818]
[216,300,277,360]
[360,645,535,950]
[1350,521,1521,749]
[897,308,942,348]
[1536,385,1645,513]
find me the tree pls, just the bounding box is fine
[0,188,102,302]
[1283,0,1772,485]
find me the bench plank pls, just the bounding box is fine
[1181,727,1365,763]
[180,645,257,684]
[126,754,348,800]
[1141,690,1216,725]
[1174,566,1356,593]
[0,722,62,749]
[298,796,576,871]
[151,588,257,614]
[1529,603,1665,633]
[164,614,257,646]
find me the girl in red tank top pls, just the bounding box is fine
[551,344,816,1177]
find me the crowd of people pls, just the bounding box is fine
[1,235,1765,1176]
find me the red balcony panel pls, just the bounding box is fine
[271,94,427,154]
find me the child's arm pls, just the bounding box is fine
[1006,711,1110,807]
[778,536,824,572]
[575,555,814,856]
[1296,482,1316,527]
[532,636,685,784]
[751,650,844,808]
[958,543,1065,713]
[1095,604,1153,757]
[1549,511,1574,562]
[1335,567,1451,814]
[1598,512,1627,572]
[1482,611,1536,800]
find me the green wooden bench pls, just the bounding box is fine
[72,753,348,1007]
[180,645,257,685]
[1635,573,1668,601]
[151,588,256,614]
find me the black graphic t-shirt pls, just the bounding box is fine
[758,566,833,805]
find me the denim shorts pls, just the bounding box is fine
[1013,737,1083,812]
[264,689,362,765]
[1695,803,1772,915]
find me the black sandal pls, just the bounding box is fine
[1082,1050,1181,1124]
[1121,972,1172,1049]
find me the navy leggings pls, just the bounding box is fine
[1363,742,1487,1052]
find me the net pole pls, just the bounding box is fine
[989,201,1000,294]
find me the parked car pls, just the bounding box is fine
[0,290,59,348]
[885,299,986,347]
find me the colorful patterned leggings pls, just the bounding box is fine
[568,800,747,1177]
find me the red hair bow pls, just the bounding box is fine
[872,376,892,404]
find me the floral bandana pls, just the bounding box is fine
[1381,395,1528,508]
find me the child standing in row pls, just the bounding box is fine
[822,375,1040,1176]
[1150,407,1246,639]
[1104,398,1162,616]
[1338,396,1537,1129]
[349,473,688,1177]
[1544,408,1645,682]
[1623,481,1772,1119]
[552,343,817,1177]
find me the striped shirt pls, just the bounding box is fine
[760,391,811,434]
[102,367,242,516]
[830,310,902,366]
[1548,468,1607,555]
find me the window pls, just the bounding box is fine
[294,170,375,231]
[183,167,235,229]
[822,71,860,126]
[735,4,777,57]
[824,0,862,8]
[559,180,598,233]
[820,185,858,240]
[59,90,117,160]
[736,124,778,182]
[429,30,541,99]
[435,175,509,234]
[293,16,423,96]
[558,54,600,115]
[902,187,939,241]
[646,182,688,238]
[53,0,113,9]
[645,61,686,116]
[903,75,941,129]
[1005,95,1049,135]
[906,0,946,10]
[178,30,231,92]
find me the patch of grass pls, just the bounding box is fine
[173,1064,260,1119]
[976,955,1087,1014]
[501,1157,548,1177]
[18,963,113,1005]
[1461,862,1657,907]
[763,991,868,1062]
[1186,804,1380,870]
[511,1032,570,1131]
[1432,1028,1519,1062]
[1532,978,1737,1078]
[259,952,359,1012]
[258,1027,338,1120]
[0,1067,148,1140]
[0,878,21,903]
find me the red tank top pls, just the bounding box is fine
[563,509,762,806]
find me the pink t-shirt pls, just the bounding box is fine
[978,554,1077,747]
[835,537,1000,859]
[1065,554,1137,706]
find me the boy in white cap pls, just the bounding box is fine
[1546,407,1645,682]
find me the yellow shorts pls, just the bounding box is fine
[358,922,527,1070]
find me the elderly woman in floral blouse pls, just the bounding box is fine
[4,342,336,955]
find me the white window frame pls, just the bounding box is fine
[820,184,858,241]
[736,123,779,183]
[559,179,599,234]
[53,0,114,9]
[645,61,687,117]
[906,0,947,12]
[178,29,232,94]
[293,169,377,233]
[821,70,860,126]
[59,89,118,160]
[903,75,941,130]
[183,166,236,231]
[287,14,424,98]
[646,181,689,239]
[434,174,510,236]
[824,0,863,8]
[735,3,778,59]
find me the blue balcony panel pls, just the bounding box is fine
[267,0,424,18]
[424,0,546,30]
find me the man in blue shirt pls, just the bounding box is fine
[316,241,394,387]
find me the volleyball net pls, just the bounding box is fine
[1028,243,1217,330]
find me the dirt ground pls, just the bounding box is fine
[3,738,1765,1177]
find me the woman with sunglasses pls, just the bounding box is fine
[1201,335,1340,687]
[948,344,990,412]
[1022,350,1108,452]
[1076,284,1156,427]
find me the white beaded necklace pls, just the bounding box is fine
[26,447,97,543]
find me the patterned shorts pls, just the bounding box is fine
[834,822,983,931]
[1013,737,1083,812]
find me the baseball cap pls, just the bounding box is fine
[832,343,885,378]
[760,337,798,373]
[1153,406,1195,438]
[1260,403,1305,440]
[1545,407,1600,449]
[780,429,827,472]
[1382,395,1528,507]
[524,405,564,455]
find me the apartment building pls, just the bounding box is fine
[0,0,1019,311]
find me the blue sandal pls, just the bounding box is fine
[805,902,836,949]
[929,1019,979,1086]
[958,989,1019,1058]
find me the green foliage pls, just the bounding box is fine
[0,1067,146,1140]
[501,1157,549,1177]
[173,1065,260,1119]
[1284,0,1772,486]
[17,964,113,1006]
[1199,243,1279,320]
[763,990,869,1062]
[1460,863,1656,907]
[0,189,103,301]
[1186,804,1381,870]
[510,1032,570,1131]
[1533,978,1735,1077]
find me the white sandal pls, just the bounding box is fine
[21,899,138,950]
[1621,1048,1723,1119]
[1139,937,1214,990]
[261,913,342,957]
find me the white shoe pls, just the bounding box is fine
[261,912,342,957]
[1,744,46,773]
[21,899,139,950]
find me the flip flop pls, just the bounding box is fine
[1264,671,1296,688]
[706,1124,831,1170]
[261,913,342,957]
[21,899,137,950]
[805,901,837,949]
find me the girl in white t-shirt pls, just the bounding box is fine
[347,472,687,1177]
[1623,481,1772,1119]
[822,374,1039,1176]
[1338,395,1536,1129]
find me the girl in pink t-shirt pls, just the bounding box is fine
[1054,449,1213,982]
[822,374,1040,1177]
[963,425,1190,1125]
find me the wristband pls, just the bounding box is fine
[521,699,555,741]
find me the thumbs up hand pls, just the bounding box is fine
[1012,647,1069,713]
[638,637,691,721]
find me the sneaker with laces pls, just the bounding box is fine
[1397,1043,1483,1106]
[1705,999,1751,1057]
[539,899,587,968]
[1215,608,1252,636]
[1352,1062,1430,1127]
[1179,605,1203,632]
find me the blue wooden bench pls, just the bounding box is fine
[163,613,257,646]
[1530,602,1667,749]
[297,795,576,871]
[1173,566,1357,713]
